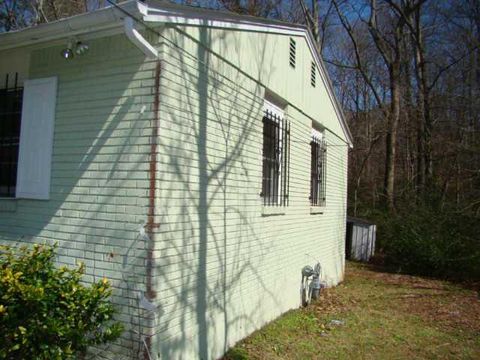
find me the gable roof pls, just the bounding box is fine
[0,0,353,146]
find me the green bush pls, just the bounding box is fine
[373,205,480,281]
[0,244,123,359]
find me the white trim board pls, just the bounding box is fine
[141,1,353,147]
[0,0,353,147]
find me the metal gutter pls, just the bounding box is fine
[0,0,138,51]
[0,0,352,147]
[143,0,353,147]
[144,0,308,31]
[123,17,158,59]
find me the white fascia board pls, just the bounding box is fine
[0,0,139,51]
[143,14,302,35]
[143,12,305,36]
[142,5,353,147]
[144,0,303,29]
[0,0,352,147]
[303,32,353,147]
[123,16,158,59]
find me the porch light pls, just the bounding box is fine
[60,40,89,59]
[60,42,74,60]
[75,41,89,55]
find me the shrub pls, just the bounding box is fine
[373,205,480,281]
[0,244,123,359]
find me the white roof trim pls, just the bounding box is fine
[303,33,353,147]
[143,0,309,34]
[0,0,352,147]
[141,1,353,147]
[143,14,303,35]
[123,16,158,59]
[0,1,139,51]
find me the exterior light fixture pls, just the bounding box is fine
[75,41,89,55]
[60,40,89,59]
[60,41,74,60]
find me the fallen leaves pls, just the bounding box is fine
[223,262,480,360]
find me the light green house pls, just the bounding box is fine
[0,1,352,358]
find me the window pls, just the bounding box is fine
[289,38,296,68]
[310,128,326,206]
[261,101,290,206]
[0,73,22,197]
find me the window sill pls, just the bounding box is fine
[310,206,325,215]
[0,198,17,212]
[262,206,286,216]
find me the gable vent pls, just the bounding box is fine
[311,61,316,87]
[289,38,296,68]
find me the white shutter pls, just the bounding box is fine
[16,77,57,200]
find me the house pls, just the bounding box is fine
[0,1,352,358]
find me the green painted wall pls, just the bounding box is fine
[0,34,159,359]
[151,25,348,359]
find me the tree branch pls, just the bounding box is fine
[428,44,480,91]
[332,0,387,113]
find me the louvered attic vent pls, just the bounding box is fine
[311,62,316,87]
[289,38,296,68]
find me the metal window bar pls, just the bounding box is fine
[284,119,290,206]
[0,73,23,198]
[261,109,290,206]
[310,137,326,206]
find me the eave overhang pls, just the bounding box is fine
[0,0,353,147]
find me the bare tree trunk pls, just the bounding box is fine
[385,64,401,211]
[414,11,433,190]
[311,0,319,45]
[416,103,426,194]
[402,33,415,191]
[408,3,432,196]
[415,47,427,197]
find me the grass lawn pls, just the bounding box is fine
[224,262,480,360]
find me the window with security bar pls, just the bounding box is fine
[310,129,327,206]
[261,105,290,206]
[0,73,23,198]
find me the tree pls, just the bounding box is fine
[0,0,112,32]
[331,0,421,211]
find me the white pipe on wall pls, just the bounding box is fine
[123,16,158,59]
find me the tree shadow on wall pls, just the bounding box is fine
[0,35,160,359]
[154,22,281,359]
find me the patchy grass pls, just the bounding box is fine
[224,262,480,360]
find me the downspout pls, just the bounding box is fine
[123,16,158,59]
[123,15,160,359]
[143,59,161,360]
[147,60,161,301]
